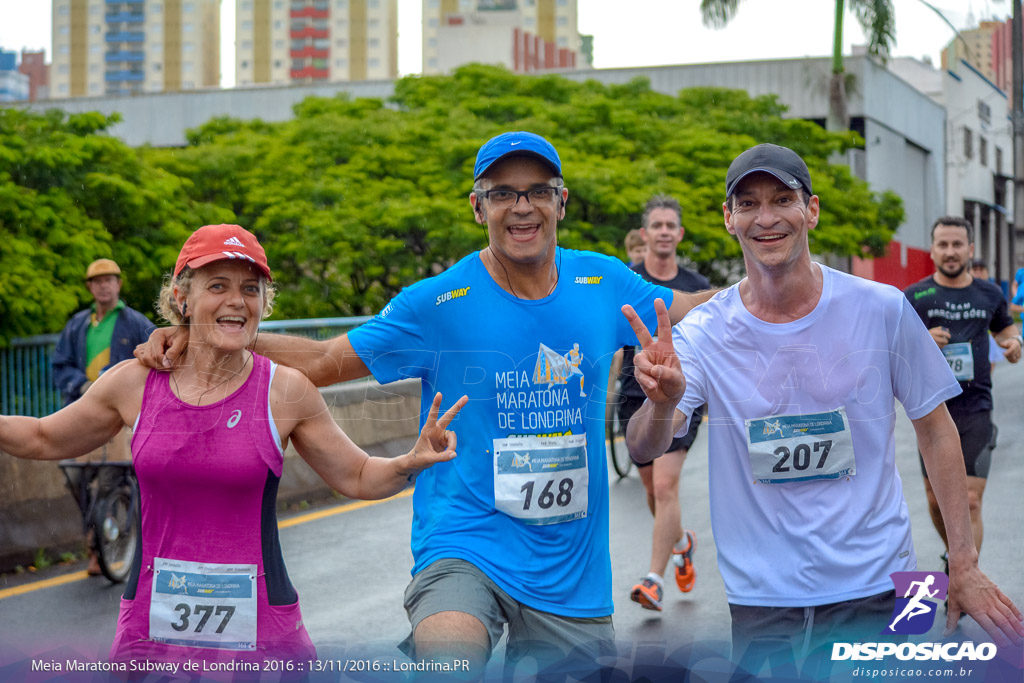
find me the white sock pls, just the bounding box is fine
[646,572,664,586]
[673,532,695,558]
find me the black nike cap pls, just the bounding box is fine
[725,143,813,198]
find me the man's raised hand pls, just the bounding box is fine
[134,327,189,370]
[621,298,685,405]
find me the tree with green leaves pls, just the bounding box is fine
[144,65,901,321]
[0,108,230,346]
[700,0,895,131]
[1,66,903,344]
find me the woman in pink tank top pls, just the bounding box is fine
[0,224,467,671]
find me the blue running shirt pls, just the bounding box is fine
[348,248,672,616]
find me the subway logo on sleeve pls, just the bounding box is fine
[436,286,471,306]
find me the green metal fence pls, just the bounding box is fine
[0,316,371,418]
[1,334,61,417]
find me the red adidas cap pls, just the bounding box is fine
[174,224,272,281]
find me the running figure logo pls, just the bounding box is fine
[168,573,189,595]
[565,343,586,397]
[885,571,948,634]
[511,452,533,471]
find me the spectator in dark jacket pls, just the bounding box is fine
[53,259,153,405]
[51,258,153,575]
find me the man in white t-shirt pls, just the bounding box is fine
[623,144,1024,665]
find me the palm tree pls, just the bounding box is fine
[700,0,896,132]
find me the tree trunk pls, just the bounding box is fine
[827,71,849,133]
[828,0,849,133]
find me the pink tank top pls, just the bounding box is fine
[109,353,316,667]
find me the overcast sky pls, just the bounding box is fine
[0,0,1002,86]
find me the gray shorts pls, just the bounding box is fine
[729,590,899,667]
[400,558,614,668]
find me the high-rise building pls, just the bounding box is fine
[18,50,50,101]
[50,0,221,99]
[422,0,581,75]
[939,17,1024,111]
[235,0,398,86]
[940,21,1000,83]
[991,18,1020,107]
[0,50,31,102]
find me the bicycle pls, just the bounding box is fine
[606,381,633,480]
[58,460,139,583]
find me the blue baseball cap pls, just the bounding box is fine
[474,131,562,180]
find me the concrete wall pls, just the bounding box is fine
[0,379,420,570]
[436,14,518,74]
[855,58,947,250]
[23,77,397,147]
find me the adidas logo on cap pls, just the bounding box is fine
[223,236,246,247]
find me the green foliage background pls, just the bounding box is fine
[0,65,903,346]
[0,109,231,345]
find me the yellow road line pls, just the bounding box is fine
[279,488,413,528]
[0,489,414,601]
[0,570,90,600]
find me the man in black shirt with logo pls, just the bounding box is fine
[622,195,711,612]
[904,216,1022,573]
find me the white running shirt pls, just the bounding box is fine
[673,265,960,607]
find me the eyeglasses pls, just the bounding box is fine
[477,186,563,209]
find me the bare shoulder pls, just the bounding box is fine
[102,358,152,383]
[90,359,151,400]
[78,359,149,419]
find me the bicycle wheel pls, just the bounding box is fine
[607,403,633,479]
[92,483,138,583]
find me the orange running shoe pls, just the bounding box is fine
[629,577,663,611]
[672,530,697,592]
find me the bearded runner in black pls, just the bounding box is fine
[904,216,1021,576]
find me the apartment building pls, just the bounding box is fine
[422,0,580,75]
[938,16,1024,115]
[0,50,30,102]
[18,50,51,102]
[50,0,220,99]
[235,0,398,86]
[941,21,1000,82]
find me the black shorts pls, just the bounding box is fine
[618,395,702,468]
[919,409,993,479]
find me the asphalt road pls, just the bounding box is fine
[1,362,1022,680]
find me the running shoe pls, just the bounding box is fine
[672,530,697,592]
[630,578,663,611]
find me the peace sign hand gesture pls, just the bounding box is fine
[621,298,685,406]
[403,392,469,476]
